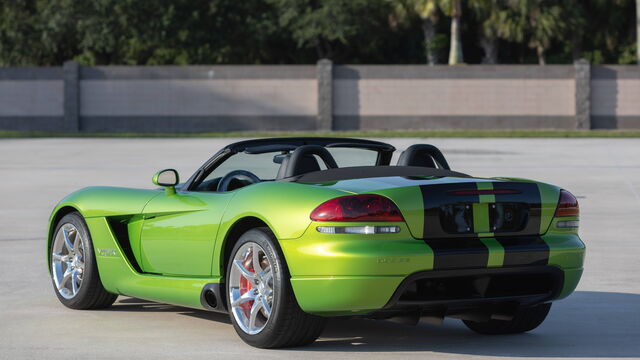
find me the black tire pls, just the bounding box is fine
[50,212,118,309]
[226,227,326,348]
[463,303,552,335]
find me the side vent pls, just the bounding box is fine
[106,217,143,273]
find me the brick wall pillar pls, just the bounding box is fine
[63,60,80,132]
[317,59,333,131]
[574,59,591,130]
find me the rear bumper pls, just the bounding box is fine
[280,225,585,316]
[373,266,565,319]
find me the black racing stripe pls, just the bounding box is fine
[425,238,490,270]
[420,183,479,238]
[492,182,542,236]
[495,236,549,266]
[421,183,489,270]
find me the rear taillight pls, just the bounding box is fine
[555,190,579,217]
[310,194,404,222]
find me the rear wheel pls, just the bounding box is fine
[226,227,326,348]
[463,303,552,335]
[50,212,117,309]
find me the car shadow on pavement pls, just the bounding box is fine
[108,297,232,324]
[104,291,638,357]
[305,291,640,357]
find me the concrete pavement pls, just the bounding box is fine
[0,138,639,359]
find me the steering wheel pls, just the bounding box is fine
[216,170,261,192]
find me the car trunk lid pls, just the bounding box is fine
[361,177,560,240]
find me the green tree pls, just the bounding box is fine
[392,0,443,64]
[468,0,504,64]
[497,0,565,65]
[636,0,640,65]
[0,0,43,66]
[267,0,388,60]
[560,0,634,64]
[444,0,464,64]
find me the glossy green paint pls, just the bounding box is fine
[85,216,219,308]
[48,174,585,315]
[475,182,495,237]
[369,186,425,238]
[280,222,433,277]
[290,276,404,315]
[139,191,233,276]
[152,169,179,195]
[544,216,585,298]
[480,238,505,267]
[47,186,160,265]
[211,181,349,276]
[281,220,583,315]
[51,186,160,218]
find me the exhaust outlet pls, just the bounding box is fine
[199,283,227,313]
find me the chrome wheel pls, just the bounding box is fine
[51,223,85,299]
[228,242,274,335]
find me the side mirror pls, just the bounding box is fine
[152,169,179,194]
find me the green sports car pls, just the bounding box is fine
[47,137,585,348]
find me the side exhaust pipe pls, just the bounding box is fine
[200,283,228,313]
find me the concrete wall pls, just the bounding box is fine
[333,65,577,130]
[591,66,640,129]
[0,62,638,132]
[78,66,317,132]
[0,67,65,131]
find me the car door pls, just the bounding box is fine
[139,190,234,276]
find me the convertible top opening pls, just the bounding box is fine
[290,166,470,183]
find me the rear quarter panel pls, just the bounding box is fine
[212,181,349,276]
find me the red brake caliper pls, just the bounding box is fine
[239,250,255,316]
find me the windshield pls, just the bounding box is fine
[192,146,383,192]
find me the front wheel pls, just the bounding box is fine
[463,303,552,335]
[50,212,118,309]
[226,227,326,348]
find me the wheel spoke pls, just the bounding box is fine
[248,299,263,331]
[71,270,79,294]
[260,296,272,317]
[233,260,255,280]
[231,290,256,307]
[52,252,67,262]
[59,268,72,290]
[252,244,262,272]
[260,268,272,284]
[229,241,276,335]
[262,288,273,298]
[73,232,82,255]
[76,257,85,269]
[63,228,74,253]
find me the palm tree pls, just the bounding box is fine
[392,0,442,65]
[392,0,464,65]
[636,0,639,64]
[469,0,503,64]
[444,0,464,64]
[498,0,565,65]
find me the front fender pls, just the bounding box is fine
[47,186,160,269]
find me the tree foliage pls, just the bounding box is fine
[0,0,637,65]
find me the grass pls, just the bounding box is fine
[1,129,640,138]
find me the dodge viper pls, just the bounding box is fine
[47,137,585,348]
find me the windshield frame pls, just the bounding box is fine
[183,137,395,191]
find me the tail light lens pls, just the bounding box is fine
[310,194,405,222]
[555,190,579,217]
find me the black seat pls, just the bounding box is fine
[277,154,321,179]
[396,144,451,170]
[276,145,338,179]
